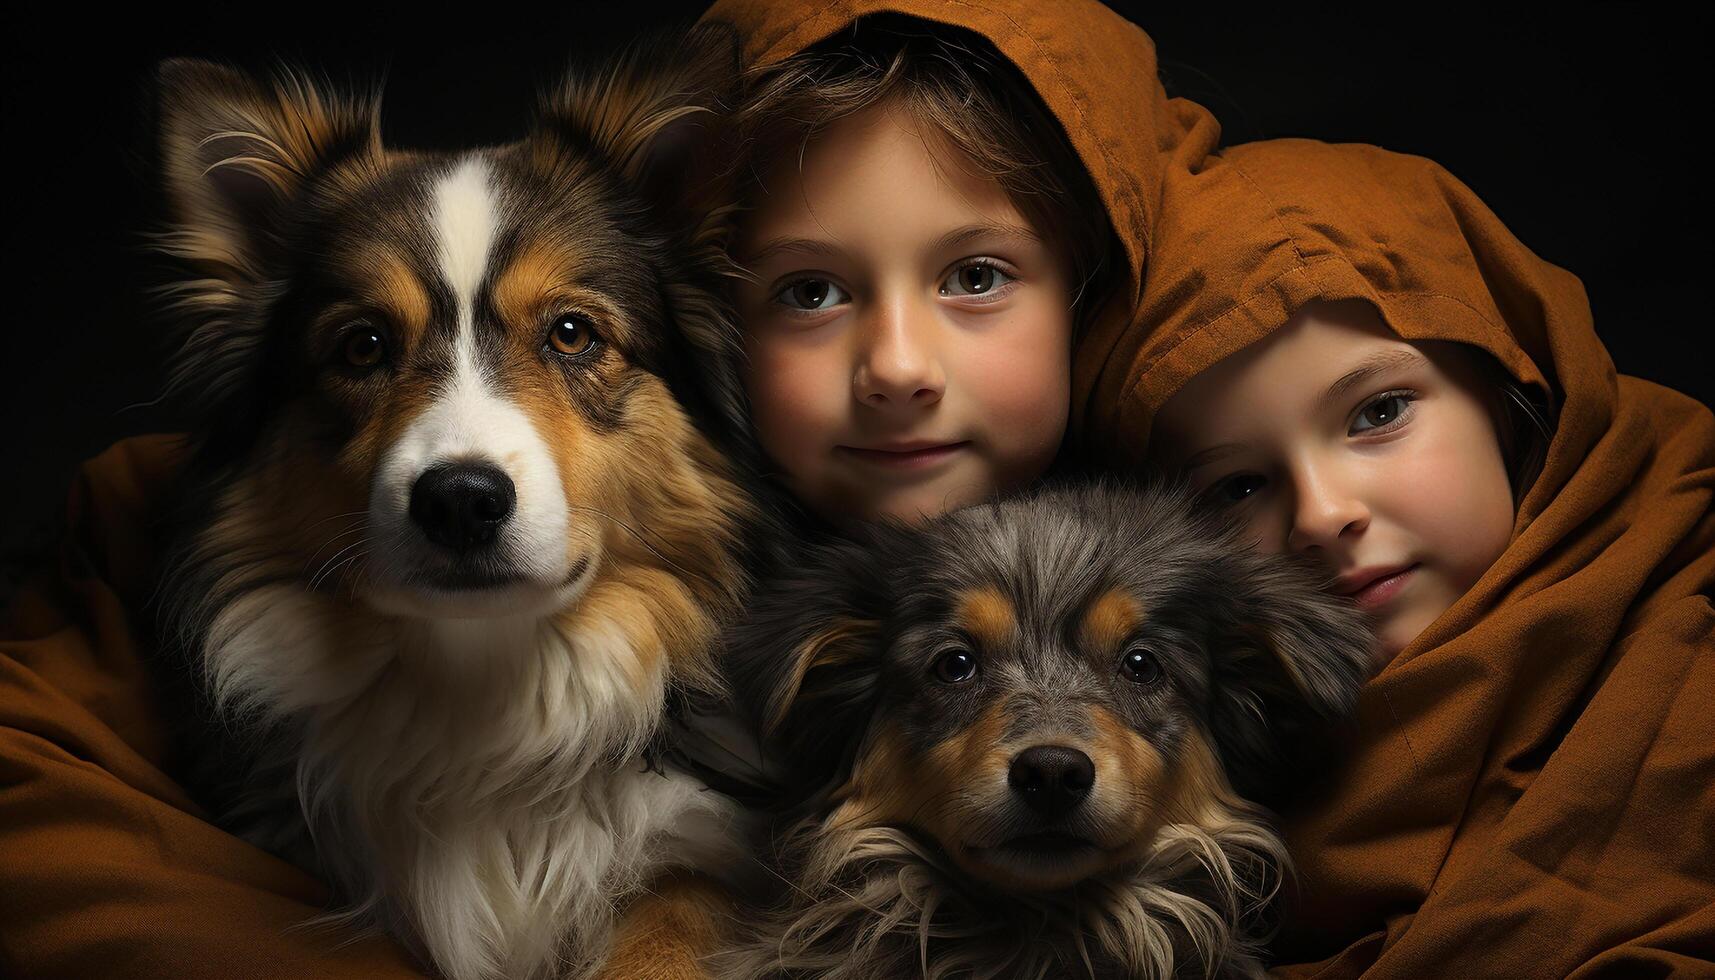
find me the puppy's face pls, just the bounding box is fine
[741,484,1371,894]
[835,581,1246,892]
[156,43,744,622]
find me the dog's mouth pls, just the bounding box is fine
[367,554,595,620]
[987,831,1103,867]
[962,830,1108,891]
[996,831,1098,854]
[426,568,526,591]
[422,555,589,593]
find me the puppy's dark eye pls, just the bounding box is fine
[931,647,978,684]
[340,324,387,370]
[1119,647,1162,685]
[547,312,600,358]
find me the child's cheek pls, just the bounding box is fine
[1380,405,1515,647]
[743,337,843,471]
[960,305,1073,475]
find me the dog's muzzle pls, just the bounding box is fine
[1008,744,1094,819]
[409,462,517,554]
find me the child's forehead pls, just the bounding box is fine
[737,102,1045,252]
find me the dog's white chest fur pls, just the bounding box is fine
[203,586,742,980]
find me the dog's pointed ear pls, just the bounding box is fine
[156,58,382,275]
[1205,547,1373,801]
[153,59,382,453]
[726,523,906,793]
[532,22,741,222]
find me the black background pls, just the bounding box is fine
[4,3,1709,564]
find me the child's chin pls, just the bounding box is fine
[1373,605,1438,672]
[869,489,969,525]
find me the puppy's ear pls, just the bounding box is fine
[726,525,904,798]
[1205,548,1373,802]
[153,59,382,447]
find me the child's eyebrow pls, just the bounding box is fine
[740,237,844,265]
[1182,444,1246,474]
[1316,348,1428,414]
[929,222,1043,254]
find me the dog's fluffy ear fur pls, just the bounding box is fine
[726,525,907,801]
[157,59,381,275]
[1203,546,1373,803]
[153,59,382,453]
[532,22,740,227]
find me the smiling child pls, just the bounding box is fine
[1084,129,1714,975]
[726,18,1112,524]
[1152,299,1531,665]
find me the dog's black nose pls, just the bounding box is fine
[1008,745,1095,818]
[409,463,516,552]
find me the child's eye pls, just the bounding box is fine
[939,260,1017,298]
[1349,391,1417,435]
[1205,473,1266,507]
[774,278,849,312]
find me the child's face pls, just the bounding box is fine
[1152,301,1516,666]
[734,104,1073,524]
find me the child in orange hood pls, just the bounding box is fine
[726,17,1113,526]
[1151,297,1542,668]
[1087,133,1715,979]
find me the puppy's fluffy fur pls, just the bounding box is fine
[721,483,1371,979]
[150,28,755,980]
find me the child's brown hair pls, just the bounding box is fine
[733,14,1115,333]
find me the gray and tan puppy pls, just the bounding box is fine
[723,482,1371,980]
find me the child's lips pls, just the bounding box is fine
[837,440,970,470]
[1338,564,1418,610]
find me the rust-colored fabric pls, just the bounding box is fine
[704,1,1715,977]
[0,436,425,978]
[1093,137,1715,977]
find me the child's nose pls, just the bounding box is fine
[852,299,945,409]
[1286,459,1370,553]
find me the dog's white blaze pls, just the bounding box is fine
[432,155,497,336]
[366,155,579,619]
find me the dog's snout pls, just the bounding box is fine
[409,463,517,552]
[1008,745,1094,818]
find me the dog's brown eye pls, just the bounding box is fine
[341,325,386,370]
[932,648,978,684]
[547,312,599,357]
[1120,648,1162,685]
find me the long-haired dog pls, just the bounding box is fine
[720,483,1371,979]
[149,27,758,980]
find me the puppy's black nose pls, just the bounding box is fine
[409,463,516,552]
[1008,745,1095,818]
